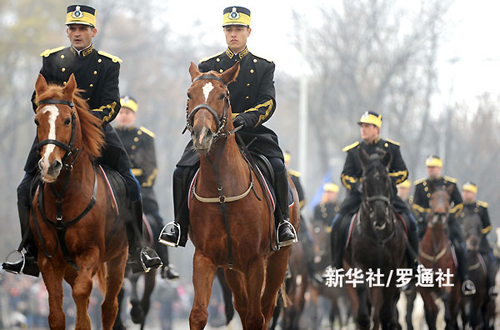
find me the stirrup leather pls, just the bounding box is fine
[3,250,25,275]
[277,220,298,248]
[158,222,181,247]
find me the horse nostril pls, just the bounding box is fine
[52,160,62,171]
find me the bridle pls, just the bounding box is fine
[37,99,81,169]
[183,74,240,140]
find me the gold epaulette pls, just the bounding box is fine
[443,175,457,183]
[288,169,301,177]
[342,141,359,152]
[450,203,463,215]
[253,54,273,63]
[140,126,155,138]
[40,46,65,57]
[386,138,400,146]
[477,201,489,208]
[199,52,223,63]
[97,51,122,63]
[414,178,426,186]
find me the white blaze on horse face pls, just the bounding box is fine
[41,105,59,172]
[202,82,214,102]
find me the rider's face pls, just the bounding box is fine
[224,25,251,54]
[66,24,97,50]
[360,123,379,143]
[426,166,442,179]
[462,190,476,202]
[116,107,136,127]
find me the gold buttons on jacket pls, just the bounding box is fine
[98,59,102,63]
[137,131,143,135]
[61,68,66,72]
[63,81,67,85]
[245,96,249,99]
[250,69,254,74]
[134,137,139,142]
[94,71,97,75]
[89,84,93,87]
[216,58,220,62]
[131,145,136,150]
[246,83,250,87]
[219,69,224,73]
[384,143,388,147]
[61,55,65,59]
[253,59,258,63]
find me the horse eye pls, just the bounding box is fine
[187,93,192,100]
[219,94,225,100]
[34,118,39,126]
[64,118,71,126]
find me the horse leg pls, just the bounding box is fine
[241,258,266,329]
[405,286,416,330]
[139,270,156,330]
[225,269,249,322]
[370,286,383,329]
[129,273,144,324]
[189,250,217,330]
[112,287,126,330]
[261,248,291,328]
[102,251,128,330]
[419,289,438,330]
[40,260,66,330]
[216,268,235,325]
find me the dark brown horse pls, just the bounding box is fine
[33,73,129,330]
[185,62,300,329]
[344,148,406,329]
[418,185,461,330]
[461,208,491,329]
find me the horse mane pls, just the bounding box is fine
[36,85,105,159]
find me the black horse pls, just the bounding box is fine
[344,148,406,329]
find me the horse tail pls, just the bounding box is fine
[279,282,292,308]
[96,263,107,296]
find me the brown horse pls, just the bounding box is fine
[344,148,406,329]
[33,73,129,330]
[185,62,300,329]
[418,185,461,330]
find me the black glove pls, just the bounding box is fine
[233,115,246,128]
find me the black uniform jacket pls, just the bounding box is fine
[412,176,462,217]
[314,201,340,225]
[115,125,158,199]
[27,45,129,171]
[453,200,492,253]
[177,47,283,167]
[340,137,408,195]
[289,169,305,209]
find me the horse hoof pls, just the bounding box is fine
[130,302,144,324]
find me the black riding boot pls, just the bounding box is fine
[453,239,476,295]
[274,168,297,247]
[159,173,189,247]
[127,200,162,273]
[330,213,345,269]
[403,213,419,271]
[2,204,40,277]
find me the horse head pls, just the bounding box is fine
[34,73,103,183]
[186,61,241,154]
[462,208,482,252]
[359,147,393,230]
[427,182,453,227]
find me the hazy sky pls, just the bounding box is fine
[166,0,500,108]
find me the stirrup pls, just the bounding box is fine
[277,220,298,248]
[138,247,162,273]
[3,250,25,275]
[462,280,476,296]
[158,222,181,247]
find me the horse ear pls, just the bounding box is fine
[359,147,369,168]
[382,149,392,168]
[189,62,202,81]
[35,73,48,97]
[63,74,77,97]
[221,62,240,85]
[446,184,454,196]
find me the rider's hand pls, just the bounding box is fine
[233,115,247,128]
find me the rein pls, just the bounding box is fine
[419,211,449,269]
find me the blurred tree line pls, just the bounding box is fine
[0,0,499,270]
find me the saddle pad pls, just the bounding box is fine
[98,165,119,217]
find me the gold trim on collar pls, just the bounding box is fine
[239,47,249,59]
[82,44,94,57]
[226,48,234,59]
